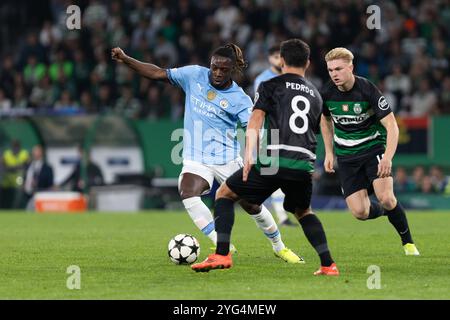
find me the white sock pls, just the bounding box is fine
[271,189,289,223]
[251,205,285,252]
[182,197,217,245]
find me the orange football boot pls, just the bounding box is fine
[191,253,232,272]
[313,263,340,276]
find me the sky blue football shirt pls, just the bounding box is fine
[167,65,252,165]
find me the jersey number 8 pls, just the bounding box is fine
[289,95,310,134]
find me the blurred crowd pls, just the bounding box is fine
[394,165,450,194]
[0,0,449,119]
[310,163,450,196]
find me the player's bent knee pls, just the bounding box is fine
[351,207,369,220]
[239,200,261,215]
[215,183,237,201]
[378,193,397,210]
[179,190,202,200]
[294,208,312,220]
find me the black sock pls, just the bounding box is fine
[214,198,235,255]
[384,202,413,245]
[298,214,334,266]
[367,201,384,220]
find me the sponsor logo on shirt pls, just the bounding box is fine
[332,113,372,125]
[190,95,225,118]
[378,96,389,110]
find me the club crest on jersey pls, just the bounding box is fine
[353,103,362,114]
[219,99,229,109]
[342,104,349,112]
[207,90,216,101]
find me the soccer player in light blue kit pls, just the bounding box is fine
[254,45,296,227]
[111,44,301,262]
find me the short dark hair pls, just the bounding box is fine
[268,44,280,56]
[280,39,310,68]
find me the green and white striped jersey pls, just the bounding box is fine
[321,76,392,158]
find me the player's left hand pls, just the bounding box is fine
[377,158,392,178]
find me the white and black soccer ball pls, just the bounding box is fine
[168,234,200,265]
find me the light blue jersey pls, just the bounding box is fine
[254,68,279,95]
[167,65,252,165]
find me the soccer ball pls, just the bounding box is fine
[168,234,200,265]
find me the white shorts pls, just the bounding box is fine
[179,158,243,195]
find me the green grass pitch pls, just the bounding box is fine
[0,210,449,299]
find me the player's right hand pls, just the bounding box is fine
[111,47,126,63]
[324,154,335,173]
[243,156,253,182]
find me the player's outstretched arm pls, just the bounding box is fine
[320,115,335,173]
[111,47,168,81]
[243,109,265,181]
[378,113,399,178]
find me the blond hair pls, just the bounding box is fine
[325,47,354,64]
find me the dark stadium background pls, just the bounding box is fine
[0,0,449,211]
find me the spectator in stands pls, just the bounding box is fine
[18,32,47,69]
[246,29,267,64]
[49,50,73,83]
[54,89,78,110]
[149,0,169,32]
[394,166,414,193]
[29,75,53,108]
[401,27,427,58]
[420,176,436,194]
[23,55,46,87]
[80,91,96,114]
[409,79,438,117]
[153,33,179,68]
[411,166,425,192]
[429,166,448,193]
[128,0,151,27]
[92,49,114,84]
[0,140,29,209]
[142,85,168,120]
[0,88,12,112]
[39,20,62,49]
[83,0,108,29]
[59,145,104,193]
[96,83,113,112]
[21,144,53,209]
[439,76,450,114]
[0,56,16,99]
[214,0,240,41]
[73,50,91,93]
[12,86,28,109]
[114,85,141,118]
[384,65,411,112]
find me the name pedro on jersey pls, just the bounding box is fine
[286,82,315,97]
